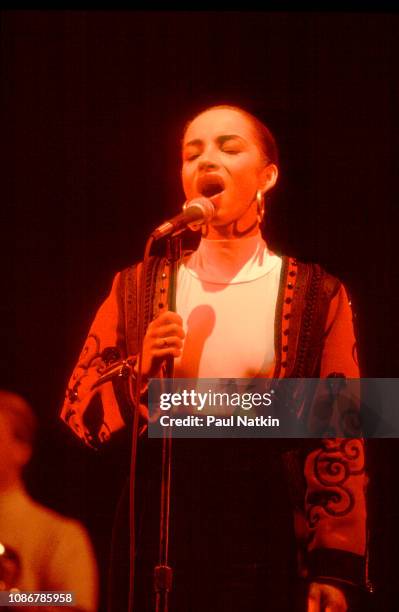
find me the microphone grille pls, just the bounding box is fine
[184,197,215,222]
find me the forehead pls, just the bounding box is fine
[183,109,256,145]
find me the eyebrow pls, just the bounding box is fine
[183,134,246,148]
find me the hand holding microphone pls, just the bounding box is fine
[139,311,185,380]
[138,199,213,378]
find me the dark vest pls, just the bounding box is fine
[109,255,343,612]
[117,254,341,379]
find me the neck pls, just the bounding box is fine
[0,475,23,495]
[204,220,260,240]
[190,231,266,284]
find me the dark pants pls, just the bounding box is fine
[108,439,308,612]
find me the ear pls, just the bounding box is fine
[14,441,32,470]
[259,163,278,194]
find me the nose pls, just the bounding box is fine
[197,146,220,171]
[198,158,219,172]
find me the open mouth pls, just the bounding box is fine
[197,174,225,198]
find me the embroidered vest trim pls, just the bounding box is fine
[118,254,341,380]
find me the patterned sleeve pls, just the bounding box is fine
[303,282,367,587]
[60,272,133,447]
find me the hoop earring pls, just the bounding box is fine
[256,190,265,223]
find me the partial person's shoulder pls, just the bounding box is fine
[27,495,91,544]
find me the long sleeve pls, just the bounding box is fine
[319,283,359,379]
[304,282,367,586]
[60,272,129,447]
[279,263,368,589]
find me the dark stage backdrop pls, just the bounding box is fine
[2,10,399,610]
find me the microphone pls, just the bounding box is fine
[151,197,215,240]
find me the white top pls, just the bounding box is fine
[174,233,282,378]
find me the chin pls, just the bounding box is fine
[208,214,231,227]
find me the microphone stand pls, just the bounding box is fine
[153,233,181,612]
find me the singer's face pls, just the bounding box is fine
[182,108,272,239]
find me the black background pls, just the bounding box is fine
[2,10,399,610]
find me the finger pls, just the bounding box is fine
[151,323,185,340]
[152,347,182,359]
[307,585,320,612]
[325,605,345,612]
[152,311,183,326]
[154,336,184,350]
[307,597,318,612]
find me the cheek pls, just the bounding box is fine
[231,168,259,196]
[181,167,193,195]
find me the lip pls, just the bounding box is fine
[196,173,225,198]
